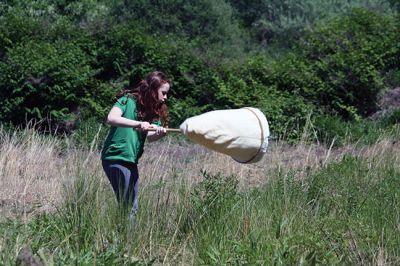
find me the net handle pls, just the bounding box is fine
[146,128,181,133]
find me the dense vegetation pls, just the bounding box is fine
[0,0,399,140]
[1,1,400,264]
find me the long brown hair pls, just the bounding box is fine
[114,71,171,127]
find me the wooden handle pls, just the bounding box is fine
[146,128,181,133]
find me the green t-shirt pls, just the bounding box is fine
[101,96,147,164]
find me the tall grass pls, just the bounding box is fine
[1,125,400,264]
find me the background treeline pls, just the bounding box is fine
[0,0,399,141]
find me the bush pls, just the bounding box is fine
[0,40,94,129]
[297,8,399,118]
[1,3,399,140]
[312,113,400,146]
[378,108,400,128]
[108,0,249,61]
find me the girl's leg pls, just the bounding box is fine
[102,160,139,215]
[127,164,139,214]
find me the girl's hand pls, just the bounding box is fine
[137,121,151,132]
[151,124,167,136]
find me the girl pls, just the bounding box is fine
[101,71,170,221]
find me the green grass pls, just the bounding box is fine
[1,139,400,265]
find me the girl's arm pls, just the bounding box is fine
[106,106,151,130]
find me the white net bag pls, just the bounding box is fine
[179,107,270,164]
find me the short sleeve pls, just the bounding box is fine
[113,96,128,113]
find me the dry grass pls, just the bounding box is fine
[1,127,399,221]
[1,126,400,264]
[0,129,62,219]
[0,128,103,220]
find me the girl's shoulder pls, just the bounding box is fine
[116,94,137,105]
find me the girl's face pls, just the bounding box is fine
[157,83,170,103]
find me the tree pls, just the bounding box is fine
[228,0,395,47]
[108,0,249,59]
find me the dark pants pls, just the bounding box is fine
[102,160,139,215]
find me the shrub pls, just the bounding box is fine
[312,114,400,146]
[228,0,395,48]
[0,40,94,129]
[297,8,399,118]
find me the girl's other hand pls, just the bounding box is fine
[151,125,167,136]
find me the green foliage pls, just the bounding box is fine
[384,69,400,88]
[228,0,396,47]
[108,0,249,59]
[0,0,399,140]
[312,112,400,146]
[0,6,111,130]
[251,8,400,124]
[0,40,94,126]
[298,9,399,117]
[0,0,110,27]
[71,117,108,149]
[388,0,400,12]
[380,109,400,128]
[0,12,43,58]
[50,0,110,25]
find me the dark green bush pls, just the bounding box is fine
[0,12,43,58]
[0,2,399,141]
[108,0,249,61]
[71,117,109,149]
[228,0,395,48]
[297,8,399,118]
[0,40,94,127]
[312,113,400,146]
[379,109,400,128]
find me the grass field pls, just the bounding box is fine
[1,126,400,265]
